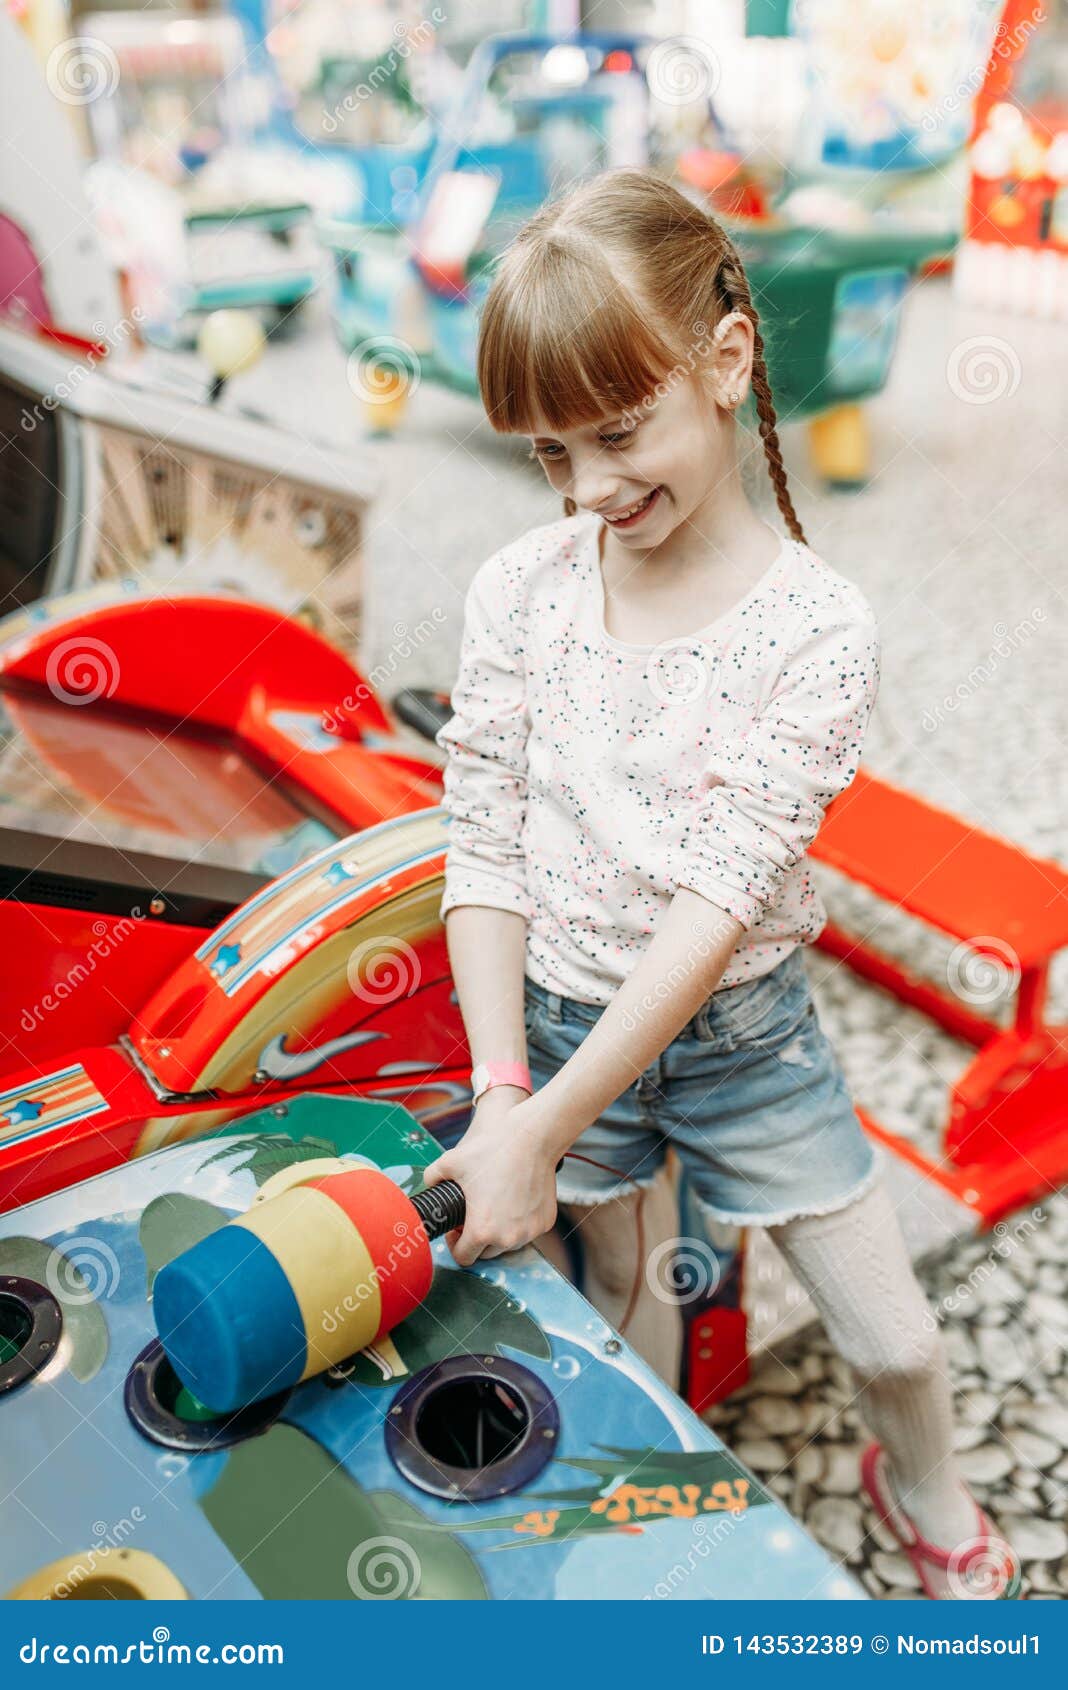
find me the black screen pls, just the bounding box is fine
[0,372,61,612]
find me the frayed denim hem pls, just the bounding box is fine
[691,1143,886,1231]
[555,1171,658,1209]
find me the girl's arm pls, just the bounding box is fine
[444,905,530,1074]
[430,545,546,1240]
[435,549,532,927]
[427,889,744,1265]
[435,903,558,1253]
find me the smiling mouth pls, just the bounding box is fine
[601,488,661,529]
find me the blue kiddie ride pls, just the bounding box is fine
[315,27,956,482]
[318,33,663,420]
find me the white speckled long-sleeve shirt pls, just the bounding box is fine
[436,511,880,1005]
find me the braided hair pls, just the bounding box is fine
[715,245,806,545]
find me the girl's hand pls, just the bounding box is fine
[422,1089,558,1267]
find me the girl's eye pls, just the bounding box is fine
[600,429,638,447]
[530,444,566,460]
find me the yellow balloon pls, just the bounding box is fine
[197,310,266,380]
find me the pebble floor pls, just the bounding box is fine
[220,272,1068,1598]
[705,1195,1068,1599]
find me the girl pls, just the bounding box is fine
[426,169,1019,1602]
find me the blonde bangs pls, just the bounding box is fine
[477,238,679,434]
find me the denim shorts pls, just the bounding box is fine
[523,945,882,1228]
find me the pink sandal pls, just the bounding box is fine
[860,1442,1022,1600]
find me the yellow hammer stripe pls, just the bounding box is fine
[234,1188,381,1375]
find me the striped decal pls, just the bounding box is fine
[0,1064,109,1150]
[210,845,446,999]
[194,809,448,1000]
[235,1187,382,1376]
[194,810,445,960]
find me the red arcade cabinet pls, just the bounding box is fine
[0,584,471,1212]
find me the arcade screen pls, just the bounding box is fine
[0,683,343,882]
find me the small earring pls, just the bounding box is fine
[728,391,740,407]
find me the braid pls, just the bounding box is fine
[717,246,807,547]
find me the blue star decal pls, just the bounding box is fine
[209,943,242,977]
[2,1097,43,1125]
[322,861,355,886]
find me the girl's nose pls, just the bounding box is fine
[571,462,619,514]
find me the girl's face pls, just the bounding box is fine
[526,366,738,550]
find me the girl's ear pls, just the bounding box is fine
[711,311,756,411]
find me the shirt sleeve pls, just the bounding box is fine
[674,602,881,929]
[434,550,532,921]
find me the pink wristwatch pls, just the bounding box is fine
[470,1060,533,1104]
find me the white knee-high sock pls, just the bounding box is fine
[766,1179,978,1548]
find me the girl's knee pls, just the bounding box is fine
[838,1305,947,1386]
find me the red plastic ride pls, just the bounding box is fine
[0,586,469,1212]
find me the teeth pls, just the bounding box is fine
[608,491,654,521]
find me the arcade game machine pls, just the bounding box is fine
[257,0,443,229]
[0,318,371,645]
[746,0,1007,483]
[1,4,375,645]
[0,581,452,1135]
[0,7,372,642]
[0,1093,865,1601]
[669,0,1006,485]
[76,10,324,344]
[320,33,661,414]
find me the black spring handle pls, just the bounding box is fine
[411,1180,466,1240]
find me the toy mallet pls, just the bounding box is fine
[153,1167,465,1415]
